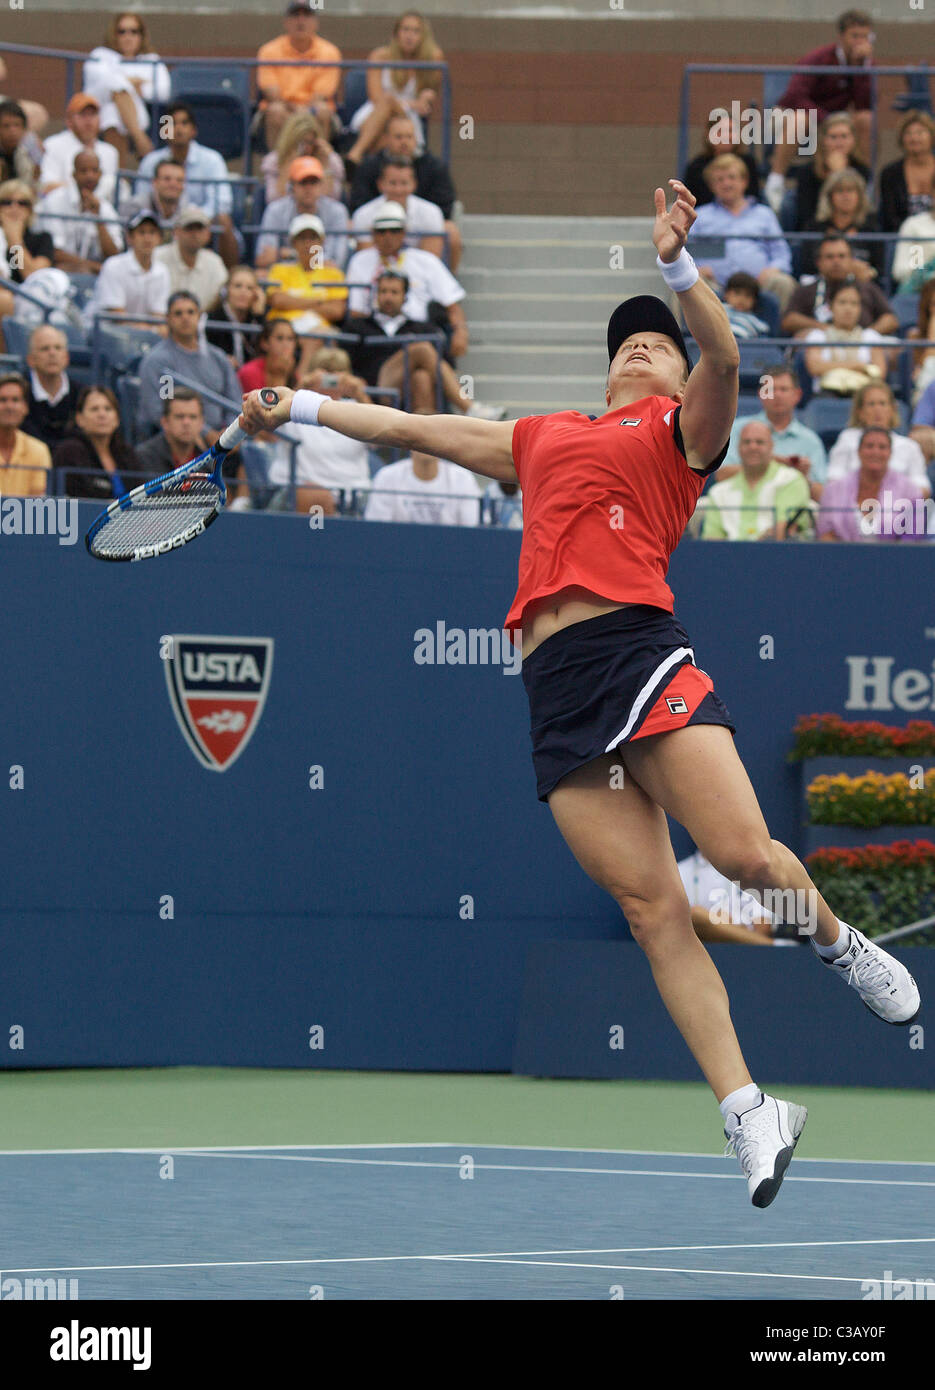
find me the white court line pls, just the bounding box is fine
[427,1258,871,1286]
[0,1142,453,1157]
[0,1142,931,1168]
[135,1151,935,1188]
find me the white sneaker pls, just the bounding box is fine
[724,1093,807,1209]
[814,925,920,1024]
[466,400,508,421]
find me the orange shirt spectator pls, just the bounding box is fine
[257,5,342,113]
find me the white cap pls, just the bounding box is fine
[288,213,325,239]
[371,200,408,230]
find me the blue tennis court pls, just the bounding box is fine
[2,1143,933,1300]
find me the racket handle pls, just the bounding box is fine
[218,419,247,452]
[260,388,280,407]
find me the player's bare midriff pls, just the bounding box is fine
[521,588,635,660]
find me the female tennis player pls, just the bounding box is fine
[240,178,920,1209]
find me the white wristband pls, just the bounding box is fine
[656,248,699,293]
[290,389,329,426]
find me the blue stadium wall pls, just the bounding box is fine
[1,508,932,1084]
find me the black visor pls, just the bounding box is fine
[607,295,691,372]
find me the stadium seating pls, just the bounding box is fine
[802,395,853,450]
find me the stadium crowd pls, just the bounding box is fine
[1,4,934,539]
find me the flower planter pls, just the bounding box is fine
[803,823,935,854]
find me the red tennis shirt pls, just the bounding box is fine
[505,396,721,638]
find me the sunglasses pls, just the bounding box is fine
[0,197,33,207]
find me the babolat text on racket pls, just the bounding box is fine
[85,415,247,562]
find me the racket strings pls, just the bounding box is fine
[89,475,223,559]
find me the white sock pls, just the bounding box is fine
[720,1083,761,1129]
[814,919,851,960]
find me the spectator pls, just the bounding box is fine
[261,110,344,202]
[136,103,240,268]
[879,110,935,233]
[136,291,240,440]
[38,93,119,204]
[765,10,876,211]
[82,14,171,160]
[350,112,455,219]
[701,421,812,540]
[345,202,469,360]
[265,214,347,375]
[273,346,372,514]
[688,155,796,310]
[254,156,349,270]
[343,12,444,168]
[783,235,898,338]
[818,427,929,541]
[801,168,882,279]
[53,385,143,499]
[789,113,870,233]
[256,2,342,151]
[826,381,930,497]
[0,372,51,496]
[206,266,266,369]
[236,317,300,396]
[0,100,37,186]
[38,150,123,275]
[134,387,209,476]
[344,268,504,417]
[484,478,523,529]
[721,365,827,499]
[0,180,53,282]
[908,279,935,407]
[351,156,447,264]
[891,178,935,289]
[349,113,459,266]
[89,209,170,327]
[0,57,47,142]
[803,281,889,394]
[123,159,187,243]
[721,271,769,339]
[154,206,228,314]
[909,376,935,467]
[364,448,481,526]
[681,115,760,209]
[22,325,80,452]
[678,848,780,946]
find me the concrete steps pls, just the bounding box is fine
[459,212,660,416]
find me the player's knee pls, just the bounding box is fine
[615,888,692,948]
[714,841,774,889]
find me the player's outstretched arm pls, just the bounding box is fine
[653,180,739,471]
[240,389,518,483]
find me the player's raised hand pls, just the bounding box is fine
[653,179,697,264]
[239,388,294,435]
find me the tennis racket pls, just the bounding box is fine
[85,393,277,561]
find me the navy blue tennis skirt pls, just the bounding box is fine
[521,605,736,802]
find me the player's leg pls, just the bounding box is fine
[547,752,754,1102]
[621,724,838,943]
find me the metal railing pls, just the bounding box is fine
[0,44,452,169]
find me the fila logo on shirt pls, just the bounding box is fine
[665,696,689,714]
[618,418,642,427]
